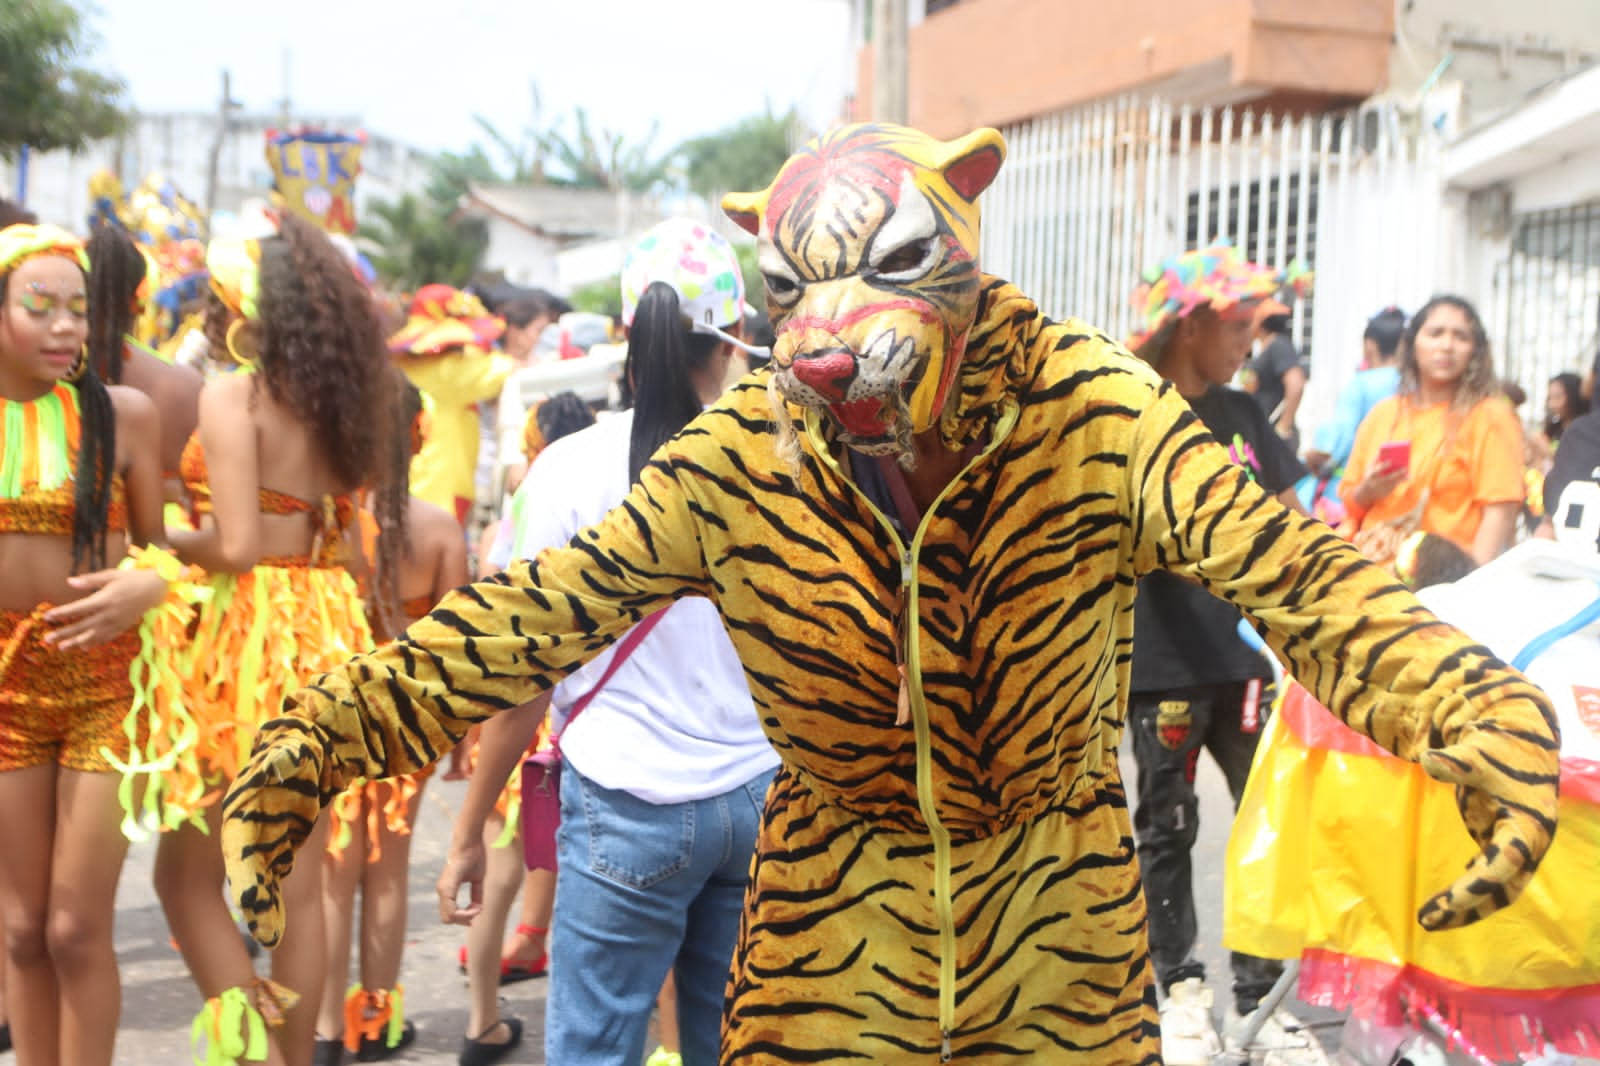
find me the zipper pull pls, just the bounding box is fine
[895,552,913,727]
[941,1029,952,1062]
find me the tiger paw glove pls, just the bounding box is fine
[1414,697,1560,931]
[220,717,334,948]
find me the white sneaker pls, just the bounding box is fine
[1160,977,1222,1065]
[1224,1005,1329,1066]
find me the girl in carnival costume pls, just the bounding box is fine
[152,213,404,1066]
[0,224,197,1066]
[313,380,469,1065]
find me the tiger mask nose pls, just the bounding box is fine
[789,349,859,399]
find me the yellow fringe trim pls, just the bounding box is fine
[167,563,372,824]
[189,978,298,1066]
[102,544,209,839]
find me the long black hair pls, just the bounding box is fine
[85,224,147,385]
[1363,306,1407,362]
[536,390,596,443]
[0,259,115,572]
[623,281,721,484]
[1548,371,1589,439]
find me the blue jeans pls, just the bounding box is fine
[545,760,775,1066]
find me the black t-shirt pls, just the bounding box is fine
[1130,386,1309,693]
[1545,411,1600,539]
[1249,334,1305,424]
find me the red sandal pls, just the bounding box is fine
[499,924,548,984]
[457,925,548,984]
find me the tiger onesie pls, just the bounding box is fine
[222,124,1560,1063]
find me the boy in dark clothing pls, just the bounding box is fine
[1125,246,1322,1065]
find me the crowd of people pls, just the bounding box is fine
[0,115,1591,1066]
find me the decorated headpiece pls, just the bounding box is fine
[1127,244,1312,359]
[0,223,90,276]
[265,129,364,235]
[387,285,504,357]
[206,238,263,321]
[722,123,1006,462]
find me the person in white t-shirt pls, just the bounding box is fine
[438,218,777,1066]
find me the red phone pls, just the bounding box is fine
[1376,440,1411,476]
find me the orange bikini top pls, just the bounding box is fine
[178,431,357,566]
[0,383,128,537]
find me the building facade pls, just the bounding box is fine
[1,111,433,235]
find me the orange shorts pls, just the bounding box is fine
[0,607,141,773]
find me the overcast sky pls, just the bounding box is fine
[92,0,857,157]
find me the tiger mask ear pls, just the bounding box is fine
[940,128,1007,202]
[722,189,769,237]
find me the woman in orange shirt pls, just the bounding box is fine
[1342,295,1524,565]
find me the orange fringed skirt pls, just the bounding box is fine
[325,769,433,863]
[165,560,372,822]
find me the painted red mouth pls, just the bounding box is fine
[831,397,890,438]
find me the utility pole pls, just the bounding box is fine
[872,0,909,124]
[204,69,239,238]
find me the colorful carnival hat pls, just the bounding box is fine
[0,223,88,274]
[620,218,745,330]
[387,284,505,357]
[1127,243,1311,359]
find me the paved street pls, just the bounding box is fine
[92,739,1337,1064]
[109,776,547,1064]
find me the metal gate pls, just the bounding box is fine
[979,96,1446,431]
[1494,203,1600,411]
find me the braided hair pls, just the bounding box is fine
[85,224,146,385]
[368,374,421,638]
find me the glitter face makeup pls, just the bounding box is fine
[18,283,88,320]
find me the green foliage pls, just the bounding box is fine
[679,109,799,200]
[0,0,128,158]
[567,274,622,320]
[423,145,503,205]
[358,194,488,290]
[536,108,672,193]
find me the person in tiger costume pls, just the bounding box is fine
[220,124,1562,1064]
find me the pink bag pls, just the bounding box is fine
[521,613,663,870]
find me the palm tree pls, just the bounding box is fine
[359,194,488,290]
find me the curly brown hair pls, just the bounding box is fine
[255,214,390,488]
[253,214,407,614]
[1399,295,1499,412]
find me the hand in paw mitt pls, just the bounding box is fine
[1414,700,1560,931]
[220,717,331,948]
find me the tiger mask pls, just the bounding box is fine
[724,123,1004,465]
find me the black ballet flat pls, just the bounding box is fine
[459,1017,523,1066]
[358,1020,417,1062]
[312,1035,345,1066]
[0,1022,11,1053]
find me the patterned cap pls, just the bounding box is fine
[620,218,745,329]
[387,284,505,356]
[1127,243,1312,356]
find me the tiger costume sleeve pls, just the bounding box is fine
[1129,379,1560,931]
[221,454,715,946]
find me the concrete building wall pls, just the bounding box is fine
[1,113,432,233]
[853,0,1393,136]
[1392,0,1600,124]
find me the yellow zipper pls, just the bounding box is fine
[802,404,1019,1060]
